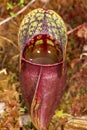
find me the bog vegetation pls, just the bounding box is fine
[0,0,87,129]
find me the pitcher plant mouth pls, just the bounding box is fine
[21,34,64,66]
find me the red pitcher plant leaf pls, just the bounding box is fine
[19,8,67,130]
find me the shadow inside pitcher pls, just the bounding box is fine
[22,34,63,66]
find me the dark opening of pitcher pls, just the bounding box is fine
[23,34,63,65]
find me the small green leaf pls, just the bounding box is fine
[7,3,13,10]
[26,121,33,129]
[18,0,25,6]
[54,110,71,118]
[63,92,68,98]
[20,106,27,112]
[10,12,16,17]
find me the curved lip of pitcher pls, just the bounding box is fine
[21,57,64,67]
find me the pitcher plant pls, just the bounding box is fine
[19,8,67,130]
